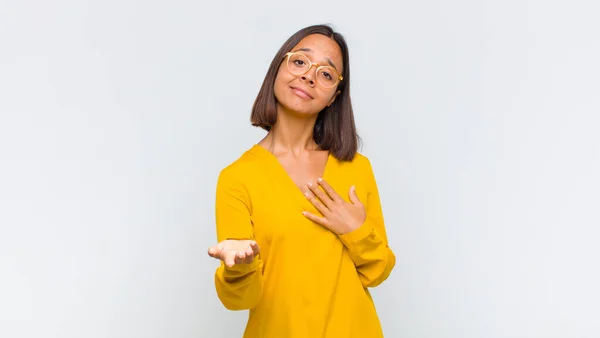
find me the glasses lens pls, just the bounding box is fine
[316,67,340,88]
[287,53,310,75]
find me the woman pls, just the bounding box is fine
[207,24,396,337]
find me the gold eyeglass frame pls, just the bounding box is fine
[284,52,343,88]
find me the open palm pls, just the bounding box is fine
[208,239,260,268]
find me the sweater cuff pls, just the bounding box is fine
[222,258,261,278]
[338,221,373,249]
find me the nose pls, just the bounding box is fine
[300,65,317,87]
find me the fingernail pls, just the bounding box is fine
[307,181,313,187]
[317,177,323,182]
[304,191,310,197]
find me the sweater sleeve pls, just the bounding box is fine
[213,168,264,310]
[338,158,396,288]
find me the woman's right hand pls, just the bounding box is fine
[208,239,260,268]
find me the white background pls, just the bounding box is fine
[1,0,599,337]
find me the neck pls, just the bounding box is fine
[262,106,320,155]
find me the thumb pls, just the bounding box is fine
[208,246,217,257]
[348,185,361,205]
[207,244,222,258]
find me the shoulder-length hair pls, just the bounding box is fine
[250,24,360,161]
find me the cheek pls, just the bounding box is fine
[273,71,292,97]
[311,92,336,111]
[320,90,336,105]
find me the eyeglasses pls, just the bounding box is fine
[284,52,343,89]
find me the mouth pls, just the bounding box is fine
[290,86,313,99]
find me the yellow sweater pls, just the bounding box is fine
[213,144,396,338]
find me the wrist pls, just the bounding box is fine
[337,221,373,246]
[338,221,361,235]
[222,259,260,276]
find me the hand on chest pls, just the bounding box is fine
[249,153,369,244]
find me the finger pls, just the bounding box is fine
[244,248,255,264]
[234,251,246,265]
[302,210,329,228]
[224,251,237,268]
[317,178,341,202]
[304,190,329,216]
[307,181,334,208]
[348,185,362,205]
[250,241,260,255]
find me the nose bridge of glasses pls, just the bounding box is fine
[302,61,319,79]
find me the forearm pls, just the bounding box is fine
[338,221,396,288]
[214,259,264,310]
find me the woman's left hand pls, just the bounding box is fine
[302,178,366,235]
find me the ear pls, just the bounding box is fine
[327,90,341,107]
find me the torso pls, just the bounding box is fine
[222,145,383,338]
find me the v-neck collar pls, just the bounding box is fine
[249,144,334,210]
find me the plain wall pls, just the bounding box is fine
[1,0,599,337]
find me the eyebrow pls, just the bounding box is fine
[293,48,339,72]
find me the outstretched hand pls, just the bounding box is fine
[208,239,260,268]
[302,178,366,235]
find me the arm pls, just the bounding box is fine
[338,159,396,288]
[213,169,264,310]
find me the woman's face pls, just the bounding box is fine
[273,34,343,116]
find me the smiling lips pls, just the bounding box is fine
[290,86,313,99]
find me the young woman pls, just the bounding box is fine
[208,24,396,337]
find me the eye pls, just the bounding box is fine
[293,59,306,66]
[321,71,333,80]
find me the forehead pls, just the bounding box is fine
[291,34,343,71]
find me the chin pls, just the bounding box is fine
[277,100,320,117]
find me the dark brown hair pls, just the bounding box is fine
[250,24,360,161]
